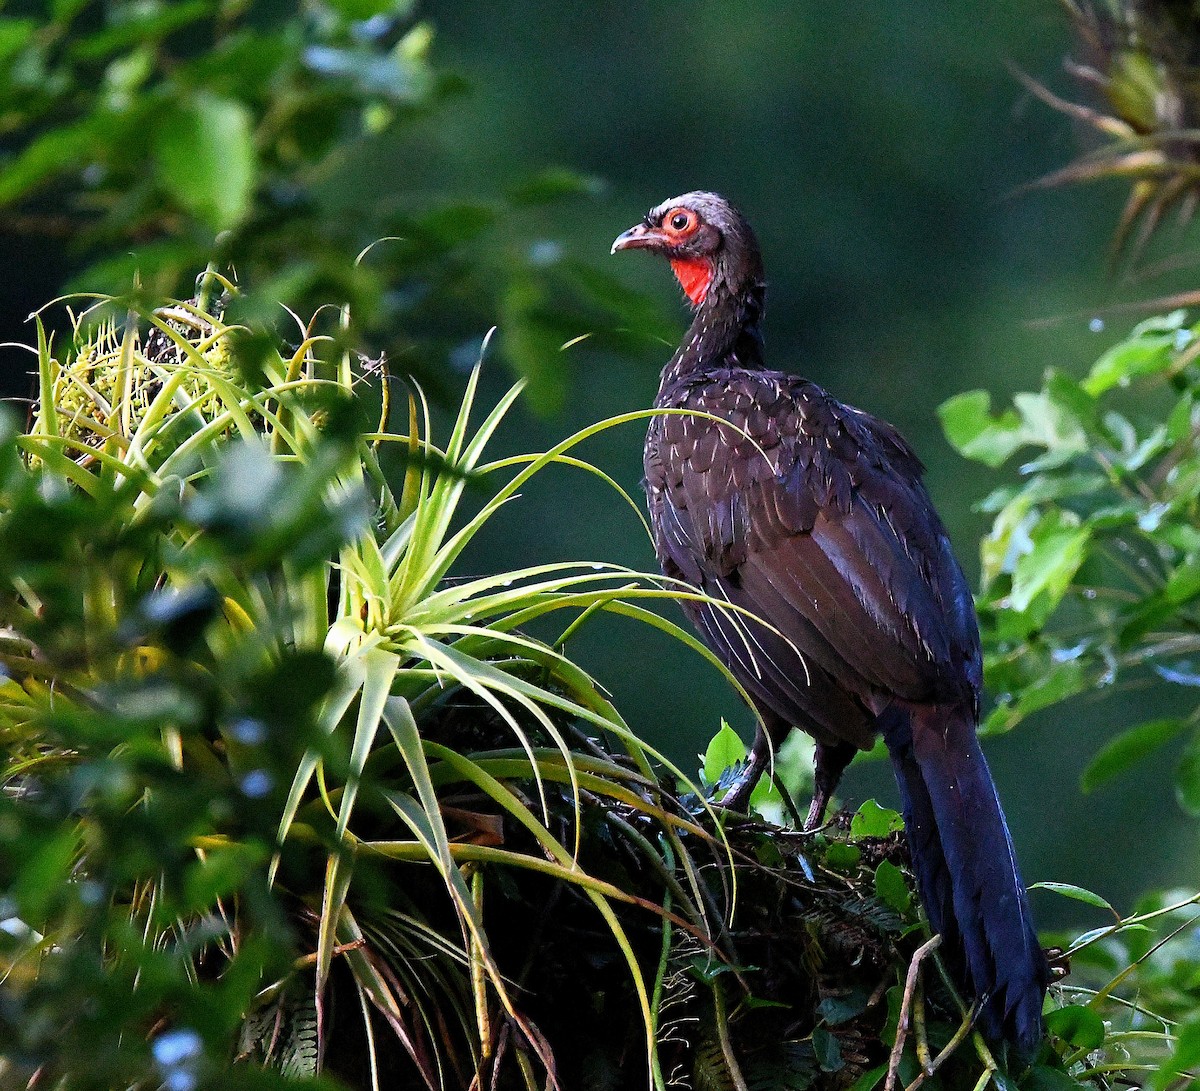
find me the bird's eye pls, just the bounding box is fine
[664,208,697,235]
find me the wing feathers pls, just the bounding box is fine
[645,371,981,733]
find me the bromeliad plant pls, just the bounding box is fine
[1,280,1149,1091]
[1023,1,1200,268]
[0,282,745,1089]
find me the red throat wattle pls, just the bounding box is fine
[669,257,713,307]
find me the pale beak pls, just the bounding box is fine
[611,223,668,254]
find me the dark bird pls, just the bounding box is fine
[612,192,1049,1054]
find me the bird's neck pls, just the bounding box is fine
[658,278,766,395]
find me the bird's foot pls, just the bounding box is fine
[803,786,831,831]
[714,753,768,814]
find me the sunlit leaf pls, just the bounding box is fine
[1009,513,1089,613]
[703,720,746,784]
[1083,325,1178,396]
[1030,882,1116,914]
[0,17,36,61]
[938,390,1024,468]
[849,799,903,839]
[1013,388,1089,464]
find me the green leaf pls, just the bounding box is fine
[183,843,265,913]
[155,93,255,231]
[1044,1004,1106,1050]
[873,860,912,913]
[1010,514,1090,613]
[0,17,36,61]
[824,843,861,871]
[703,720,746,784]
[983,658,1089,735]
[323,0,414,19]
[1164,557,1200,606]
[817,989,869,1026]
[13,825,79,923]
[1175,734,1200,816]
[69,1,210,60]
[1013,388,1088,463]
[1030,882,1115,914]
[845,1064,887,1091]
[686,955,739,984]
[748,768,784,817]
[1167,391,1195,442]
[850,798,903,839]
[53,0,91,18]
[1152,1017,1200,1091]
[1045,368,1097,425]
[1084,331,1175,396]
[1081,718,1188,793]
[741,994,790,1011]
[0,114,121,205]
[1119,560,1200,647]
[938,390,1023,468]
[811,1027,843,1073]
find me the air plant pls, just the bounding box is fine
[1023,1,1200,267]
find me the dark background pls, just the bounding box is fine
[2,0,1189,922]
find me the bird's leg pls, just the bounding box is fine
[716,717,781,813]
[804,740,858,830]
[715,724,768,812]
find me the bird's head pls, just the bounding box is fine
[611,191,763,309]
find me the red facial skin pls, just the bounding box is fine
[669,257,713,306]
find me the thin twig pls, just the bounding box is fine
[712,978,750,1091]
[293,938,365,968]
[885,934,941,1091]
[904,1004,978,1091]
[913,985,932,1074]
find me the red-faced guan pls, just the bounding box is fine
[612,192,1049,1054]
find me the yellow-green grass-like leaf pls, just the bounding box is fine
[381,695,559,1079]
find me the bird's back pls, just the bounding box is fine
[644,363,982,752]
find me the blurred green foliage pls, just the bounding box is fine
[0,317,359,1088]
[941,310,1200,807]
[0,0,668,412]
[0,287,710,1088]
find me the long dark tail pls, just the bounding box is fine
[880,703,1049,1055]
